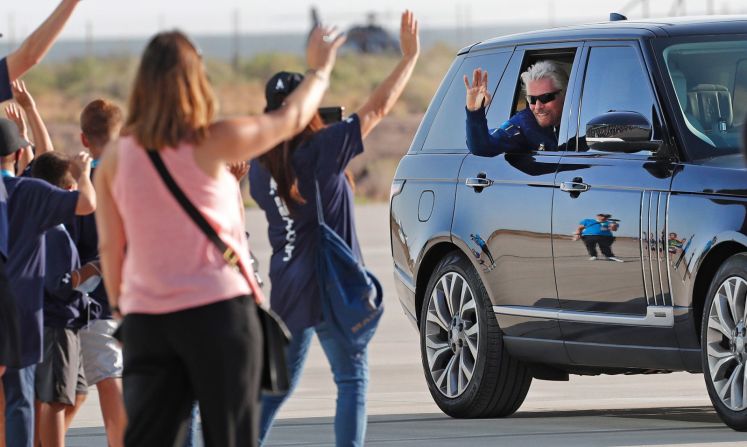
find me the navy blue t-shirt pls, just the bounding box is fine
[250,114,364,332]
[66,167,110,319]
[4,176,79,367]
[0,58,10,103]
[44,225,92,329]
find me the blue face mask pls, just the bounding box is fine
[75,274,102,294]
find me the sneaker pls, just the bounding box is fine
[588,256,597,261]
[608,257,624,262]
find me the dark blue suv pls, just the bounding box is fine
[390,16,747,430]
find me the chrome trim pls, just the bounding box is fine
[560,181,591,193]
[465,177,494,189]
[493,305,674,327]
[656,191,672,306]
[656,192,666,307]
[648,192,660,305]
[640,191,651,305]
[665,193,675,307]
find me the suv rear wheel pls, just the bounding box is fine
[419,251,531,418]
[702,253,747,431]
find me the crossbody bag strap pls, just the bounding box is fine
[145,149,253,287]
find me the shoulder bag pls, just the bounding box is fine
[314,179,383,351]
[146,149,291,395]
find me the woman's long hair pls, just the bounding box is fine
[259,113,326,207]
[125,31,216,150]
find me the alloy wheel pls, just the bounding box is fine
[706,275,747,411]
[424,271,479,398]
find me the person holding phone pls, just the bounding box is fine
[250,10,420,446]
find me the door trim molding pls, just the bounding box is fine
[493,305,674,327]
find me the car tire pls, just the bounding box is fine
[419,251,531,418]
[701,253,747,431]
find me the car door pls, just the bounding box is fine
[452,44,582,363]
[551,41,679,365]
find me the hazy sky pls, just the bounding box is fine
[4,0,747,40]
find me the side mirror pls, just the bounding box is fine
[586,111,662,153]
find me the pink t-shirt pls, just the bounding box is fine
[112,136,252,314]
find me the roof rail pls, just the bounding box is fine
[610,12,628,21]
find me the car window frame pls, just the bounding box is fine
[508,41,585,157]
[566,39,671,161]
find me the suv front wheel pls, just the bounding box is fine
[702,253,747,431]
[419,252,531,418]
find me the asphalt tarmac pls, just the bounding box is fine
[66,204,747,446]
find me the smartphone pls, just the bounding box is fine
[319,106,344,124]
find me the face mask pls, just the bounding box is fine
[75,274,102,294]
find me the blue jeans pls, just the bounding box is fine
[259,321,368,446]
[3,365,36,447]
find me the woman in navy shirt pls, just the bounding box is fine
[251,10,420,446]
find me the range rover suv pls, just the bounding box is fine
[389,16,747,430]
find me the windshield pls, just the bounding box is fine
[658,38,747,162]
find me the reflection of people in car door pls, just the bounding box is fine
[470,233,495,268]
[464,60,568,156]
[573,214,624,262]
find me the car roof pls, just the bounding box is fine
[466,15,747,53]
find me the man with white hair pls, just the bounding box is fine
[464,60,568,156]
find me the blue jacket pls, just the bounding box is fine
[466,107,558,156]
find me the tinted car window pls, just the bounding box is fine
[578,46,656,152]
[422,51,511,151]
[658,38,747,163]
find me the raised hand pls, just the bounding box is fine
[464,68,492,112]
[72,151,92,179]
[227,161,249,182]
[400,10,420,60]
[4,103,28,139]
[306,25,346,77]
[11,80,35,110]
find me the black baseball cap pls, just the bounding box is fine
[0,118,29,156]
[264,71,304,112]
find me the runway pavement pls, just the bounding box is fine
[66,204,747,446]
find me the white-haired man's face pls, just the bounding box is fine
[526,77,565,128]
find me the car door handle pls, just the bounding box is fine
[559,181,591,193]
[466,177,494,188]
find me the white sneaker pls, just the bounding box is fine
[608,257,624,262]
[589,256,597,261]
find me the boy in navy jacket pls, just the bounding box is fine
[32,152,101,444]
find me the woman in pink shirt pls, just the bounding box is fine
[94,28,344,447]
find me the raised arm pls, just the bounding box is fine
[94,146,125,314]
[356,10,420,139]
[71,152,96,215]
[12,81,54,157]
[6,0,82,81]
[4,103,33,173]
[206,26,345,163]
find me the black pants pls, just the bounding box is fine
[582,235,616,258]
[0,255,21,367]
[121,295,262,447]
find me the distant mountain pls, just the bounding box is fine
[2,22,573,62]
